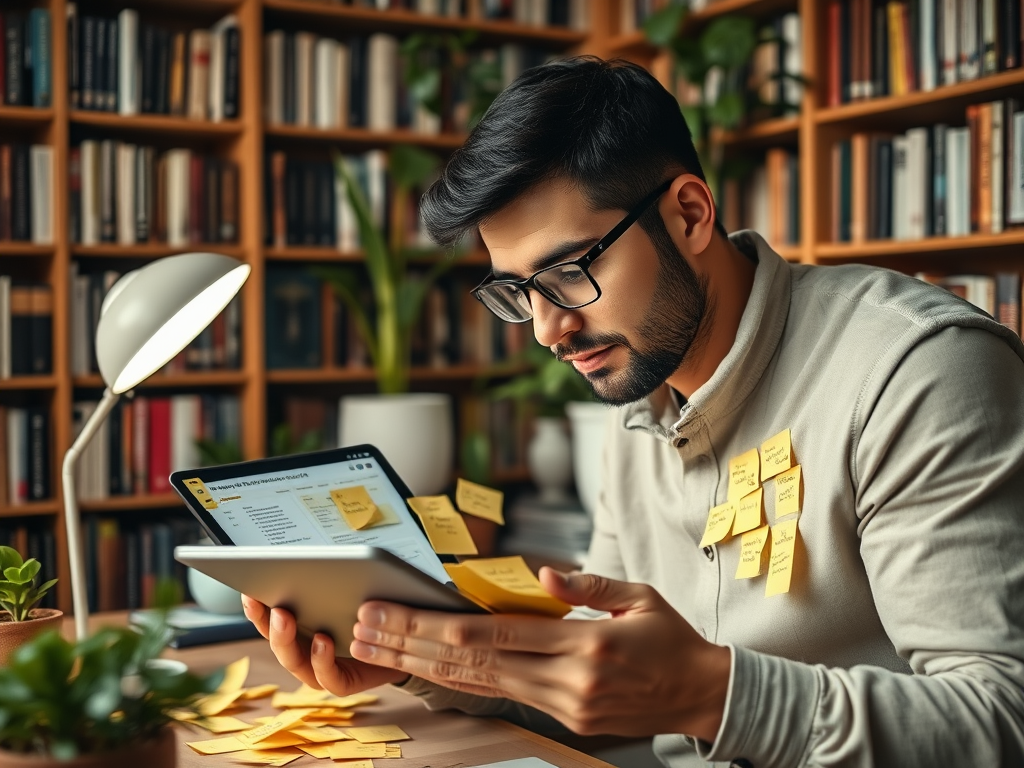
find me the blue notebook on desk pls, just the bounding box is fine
[129,606,261,648]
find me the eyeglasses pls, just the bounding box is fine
[471,179,673,323]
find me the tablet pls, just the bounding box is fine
[175,545,484,654]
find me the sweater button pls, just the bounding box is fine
[703,546,715,561]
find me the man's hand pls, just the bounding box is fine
[348,569,731,742]
[241,595,409,694]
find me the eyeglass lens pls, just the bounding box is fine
[481,263,599,322]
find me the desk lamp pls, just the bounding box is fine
[62,252,250,640]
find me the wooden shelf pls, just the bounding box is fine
[815,230,1024,260]
[266,364,496,385]
[263,0,587,47]
[815,68,1024,129]
[0,243,55,257]
[0,106,55,127]
[265,246,364,262]
[72,243,245,259]
[73,371,247,389]
[0,500,61,518]
[79,493,184,513]
[264,124,466,151]
[491,466,532,484]
[70,111,244,139]
[0,376,58,391]
[719,115,800,147]
[606,31,653,58]
[775,245,802,262]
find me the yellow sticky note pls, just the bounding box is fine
[228,748,304,766]
[407,495,479,555]
[329,761,374,768]
[271,684,330,709]
[328,741,387,759]
[728,448,760,501]
[216,657,250,693]
[184,477,219,510]
[774,464,802,518]
[455,478,505,524]
[735,525,770,580]
[732,488,763,535]
[322,692,378,708]
[196,689,244,717]
[444,557,570,618]
[239,683,279,700]
[297,743,336,759]
[330,485,380,530]
[698,502,735,548]
[236,709,316,748]
[760,429,794,480]
[191,716,252,733]
[385,744,403,757]
[765,518,799,597]
[170,708,198,721]
[343,724,411,743]
[286,725,350,743]
[186,736,247,755]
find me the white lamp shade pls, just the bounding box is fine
[96,252,250,393]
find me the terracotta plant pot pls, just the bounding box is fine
[0,725,176,768]
[0,609,63,667]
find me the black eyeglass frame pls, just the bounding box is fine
[471,178,674,323]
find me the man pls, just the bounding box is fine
[243,58,1024,766]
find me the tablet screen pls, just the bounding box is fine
[179,453,450,585]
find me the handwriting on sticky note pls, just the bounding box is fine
[765,518,799,596]
[329,486,381,530]
[236,709,315,747]
[732,488,763,535]
[407,495,479,555]
[774,464,802,517]
[728,449,760,501]
[735,525,770,579]
[328,741,387,759]
[760,429,794,480]
[343,724,411,743]
[698,502,735,548]
[445,557,571,618]
[455,478,505,524]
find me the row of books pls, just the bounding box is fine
[66,6,240,120]
[830,99,1024,242]
[331,0,587,27]
[0,279,52,378]
[264,29,548,134]
[0,9,51,107]
[918,271,1022,335]
[70,265,242,377]
[721,148,801,250]
[82,515,203,613]
[73,394,241,501]
[0,522,57,607]
[2,406,51,506]
[827,0,1023,106]
[0,144,54,244]
[70,142,239,247]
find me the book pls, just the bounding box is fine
[129,606,260,648]
[29,9,51,107]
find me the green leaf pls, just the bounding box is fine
[389,144,439,191]
[332,152,391,306]
[0,546,23,571]
[17,559,41,583]
[700,16,757,69]
[153,578,183,611]
[406,68,441,105]
[643,1,688,47]
[460,431,491,485]
[708,91,744,129]
[3,566,31,585]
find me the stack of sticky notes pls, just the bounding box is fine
[179,658,412,765]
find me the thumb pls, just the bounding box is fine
[540,568,651,614]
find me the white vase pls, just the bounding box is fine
[187,567,243,614]
[527,417,573,504]
[566,401,613,517]
[338,393,453,496]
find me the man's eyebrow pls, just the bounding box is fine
[490,238,598,281]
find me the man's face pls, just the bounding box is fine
[479,179,708,406]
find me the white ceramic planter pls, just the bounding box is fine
[527,417,573,504]
[338,393,453,496]
[566,401,613,517]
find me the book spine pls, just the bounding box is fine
[148,398,171,494]
[29,144,53,245]
[9,285,31,376]
[28,284,52,375]
[223,25,240,119]
[67,3,78,108]
[27,407,49,501]
[29,9,50,107]
[117,10,138,115]
[932,123,947,235]
[139,24,155,113]
[0,145,10,241]
[99,139,116,242]
[132,395,149,494]
[4,13,23,106]
[10,144,30,241]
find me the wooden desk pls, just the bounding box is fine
[68,615,613,768]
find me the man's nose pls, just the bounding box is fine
[531,292,582,348]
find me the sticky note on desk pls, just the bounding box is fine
[407,495,479,555]
[328,741,387,759]
[732,488,763,535]
[760,429,794,480]
[445,557,570,618]
[330,486,382,530]
[227,748,304,766]
[236,709,316,747]
[217,656,250,693]
[698,502,735,548]
[343,724,411,743]
[455,478,505,524]
[774,464,802,518]
[735,525,770,579]
[765,518,799,597]
[728,449,760,501]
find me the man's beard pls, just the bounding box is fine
[554,220,710,406]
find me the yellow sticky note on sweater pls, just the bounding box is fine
[732,488,763,535]
[407,495,479,555]
[330,486,382,530]
[765,518,799,596]
[735,525,770,579]
[728,449,760,501]
[760,429,794,480]
[455,478,505,524]
[699,502,735,548]
[774,465,802,517]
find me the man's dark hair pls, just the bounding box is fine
[420,56,727,250]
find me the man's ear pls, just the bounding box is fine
[661,173,716,256]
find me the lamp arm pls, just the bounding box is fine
[62,387,121,641]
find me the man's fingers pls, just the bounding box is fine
[308,633,409,694]
[241,595,270,640]
[267,607,322,690]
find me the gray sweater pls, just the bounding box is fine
[405,231,1024,768]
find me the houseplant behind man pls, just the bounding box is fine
[244,57,1024,768]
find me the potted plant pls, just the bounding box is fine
[0,588,223,767]
[0,547,60,666]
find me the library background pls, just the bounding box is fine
[0,0,1022,637]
